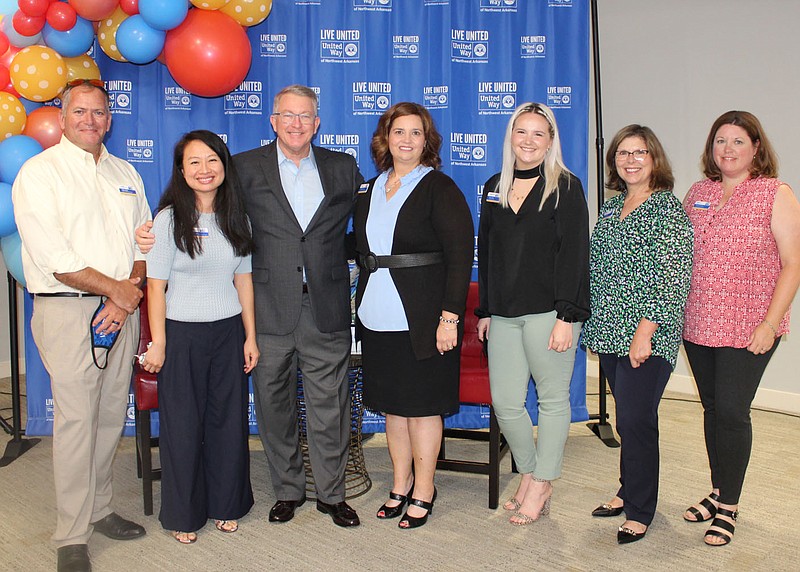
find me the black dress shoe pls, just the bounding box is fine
[57,544,91,572]
[269,497,306,523]
[316,500,360,527]
[591,503,624,517]
[617,525,647,544]
[90,513,146,540]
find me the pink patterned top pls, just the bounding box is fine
[683,177,790,347]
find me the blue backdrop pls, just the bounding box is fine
[25,0,590,436]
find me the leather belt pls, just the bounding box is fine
[36,292,100,298]
[358,251,444,273]
[302,283,308,293]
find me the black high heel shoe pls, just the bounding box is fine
[399,488,437,530]
[376,491,409,519]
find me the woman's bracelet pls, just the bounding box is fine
[439,316,459,325]
[762,319,777,335]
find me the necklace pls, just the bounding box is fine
[385,176,400,194]
[510,164,542,201]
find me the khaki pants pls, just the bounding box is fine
[32,296,138,547]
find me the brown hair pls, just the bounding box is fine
[701,110,778,181]
[605,124,674,193]
[370,102,442,172]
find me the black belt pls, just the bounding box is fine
[302,283,308,293]
[36,292,100,298]
[358,251,444,273]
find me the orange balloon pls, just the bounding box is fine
[97,6,129,62]
[9,45,67,102]
[0,91,26,139]
[64,53,101,82]
[68,0,120,21]
[219,0,271,27]
[190,0,230,9]
[22,105,62,149]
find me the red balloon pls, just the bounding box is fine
[18,0,51,18]
[22,106,63,149]
[68,0,120,21]
[164,10,252,98]
[119,0,139,16]
[0,32,10,56]
[2,81,21,99]
[12,10,46,36]
[46,2,78,32]
[0,46,21,69]
[0,65,10,90]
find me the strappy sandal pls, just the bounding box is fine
[172,531,197,544]
[684,491,720,522]
[214,520,238,533]
[377,491,409,519]
[704,507,737,546]
[503,497,522,512]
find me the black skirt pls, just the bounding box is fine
[361,327,460,417]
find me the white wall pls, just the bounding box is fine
[588,0,800,412]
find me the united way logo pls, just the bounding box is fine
[548,0,573,6]
[260,33,288,58]
[164,86,191,111]
[423,85,449,109]
[106,79,133,115]
[354,0,391,11]
[480,0,517,12]
[320,29,360,63]
[547,85,573,109]
[318,133,360,162]
[450,132,488,167]
[477,81,516,115]
[392,35,420,59]
[224,81,263,115]
[126,138,155,164]
[424,0,448,5]
[352,81,392,115]
[451,29,489,63]
[520,35,546,59]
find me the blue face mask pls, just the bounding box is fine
[91,299,119,369]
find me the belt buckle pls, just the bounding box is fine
[363,252,379,273]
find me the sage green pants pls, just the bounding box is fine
[487,312,581,479]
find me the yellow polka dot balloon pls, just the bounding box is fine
[97,6,130,63]
[9,46,67,103]
[220,0,272,27]
[190,0,231,9]
[64,54,102,84]
[0,92,27,140]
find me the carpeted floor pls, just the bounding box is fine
[0,392,797,572]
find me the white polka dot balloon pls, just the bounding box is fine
[9,46,67,103]
[0,92,27,140]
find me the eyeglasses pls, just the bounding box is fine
[615,149,649,161]
[272,112,316,125]
[65,78,108,94]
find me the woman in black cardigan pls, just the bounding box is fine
[354,102,473,529]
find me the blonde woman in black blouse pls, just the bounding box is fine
[476,102,590,525]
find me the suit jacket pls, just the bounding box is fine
[235,142,364,335]
[354,170,474,360]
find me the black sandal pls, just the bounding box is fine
[704,507,738,546]
[399,488,437,530]
[684,491,720,523]
[376,491,409,519]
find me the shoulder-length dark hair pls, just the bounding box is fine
[370,102,442,173]
[701,110,779,181]
[157,130,253,258]
[605,124,674,193]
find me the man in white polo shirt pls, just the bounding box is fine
[12,79,151,572]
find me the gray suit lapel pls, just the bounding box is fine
[260,143,302,231]
[305,145,333,232]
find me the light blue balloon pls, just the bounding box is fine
[0,135,43,184]
[0,182,16,237]
[116,15,166,65]
[0,0,18,16]
[0,16,42,48]
[42,16,94,58]
[0,232,26,287]
[139,0,189,32]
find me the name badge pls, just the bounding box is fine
[193,227,209,237]
[693,201,711,210]
[358,183,370,194]
[119,186,137,195]
[485,192,501,204]
[601,209,615,219]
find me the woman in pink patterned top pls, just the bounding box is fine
[682,111,800,547]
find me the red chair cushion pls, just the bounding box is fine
[459,282,491,405]
[133,289,158,411]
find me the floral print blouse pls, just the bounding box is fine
[583,190,693,367]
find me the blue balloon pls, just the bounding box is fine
[42,17,95,58]
[0,16,42,48]
[139,0,189,32]
[116,15,166,65]
[0,0,17,15]
[0,232,26,287]
[0,182,16,238]
[0,135,43,184]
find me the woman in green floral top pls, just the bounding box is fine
[583,125,693,544]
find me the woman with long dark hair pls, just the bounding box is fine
[141,130,258,543]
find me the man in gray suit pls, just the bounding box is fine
[137,85,364,527]
[236,85,364,527]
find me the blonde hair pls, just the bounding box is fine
[497,102,572,210]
